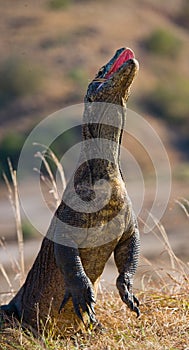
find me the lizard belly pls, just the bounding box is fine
[79,239,119,285]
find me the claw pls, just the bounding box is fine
[128,297,140,318]
[133,295,140,317]
[89,296,96,304]
[73,298,84,323]
[59,291,70,313]
[89,303,96,315]
[133,295,139,307]
[86,304,96,323]
[121,291,140,318]
[58,274,95,323]
[89,312,97,324]
[80,299,89,314]
[134,306,140,318]
[80,302,96,324]
[87,287,96,304]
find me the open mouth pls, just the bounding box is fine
[94,47,136,87]
[87,47,138,101]
[104,48,135,79]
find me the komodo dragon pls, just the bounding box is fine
[0,47,140,334]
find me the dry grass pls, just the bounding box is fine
[0,155,189,349]
[2,160,25,287]
[0,290,188,349]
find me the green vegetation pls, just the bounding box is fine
[48,0,73,10]
[68,67,88,89]
[174,163,189,181]
[144,28,182,57]
[22,220,37,240]
[0,57,43,106]
[144,77,189,126]
[48,0,95,9]
[0,124,81,183]
[65,67,89,102]
[140,27,188,145]
[0,132,25,179]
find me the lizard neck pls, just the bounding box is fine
[81,102,126,171]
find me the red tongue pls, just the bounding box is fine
[104,48,135,79]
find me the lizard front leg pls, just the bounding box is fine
[54,242,96,324]
[114,212,140,317]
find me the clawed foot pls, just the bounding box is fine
[59,274,96,325]
[116,273,140,317]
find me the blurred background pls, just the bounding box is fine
[0,0,188,295]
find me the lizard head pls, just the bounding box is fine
[85,47,139,105]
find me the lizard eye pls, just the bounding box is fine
[99,67,104,73]
[97,66,105,77]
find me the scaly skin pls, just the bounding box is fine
[0,48,140,334]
